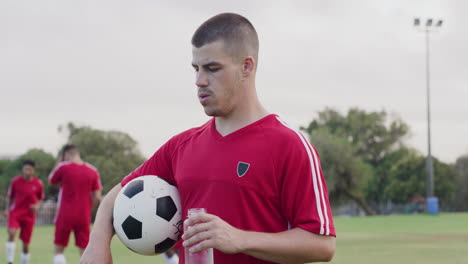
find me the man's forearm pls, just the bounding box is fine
[89,185,121,245]
[80,184,121,264]
[240,228,335,264]
[35,200,43,210]
[92,191,102,208]
[5,197,12,210]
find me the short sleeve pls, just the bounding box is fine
[7,180,15,198]
[92,171,102,191]
[37,180,45,200]
[49,163,65,184]
[279,133,335,237]
[121,139,176,187]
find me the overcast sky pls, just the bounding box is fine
[1,0,467,163]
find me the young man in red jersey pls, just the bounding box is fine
[48,144,102,264]
[4,159,44,264]
[81,13,336,264]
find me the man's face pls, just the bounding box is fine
[22,164,35,177]
[192,40,243,117]
[63,151,72,161]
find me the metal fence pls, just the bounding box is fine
[333,201,430,217]
[0,199,57,226]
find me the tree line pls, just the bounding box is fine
[301,107,467,214]
[1,109,467,214]
[0,123,145,207]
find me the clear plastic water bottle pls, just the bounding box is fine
[184,208,214,264]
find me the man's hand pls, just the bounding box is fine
[182,212,246,254]
[3,210,9,219]
[30,204,40,213]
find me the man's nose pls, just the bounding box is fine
[195,71,208,87]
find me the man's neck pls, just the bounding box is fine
[215,99,269,137]
[70,156,84,165]
[23,175,34,181]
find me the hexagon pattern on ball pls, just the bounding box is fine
[123,180,144,198]
[156,196,178,222]
[113,175,182,256]
[154,238,177,254]
[122,215,142,240]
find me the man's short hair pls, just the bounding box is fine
[192,13,259,65]
[62,144,78,154]
[22,159,35,168]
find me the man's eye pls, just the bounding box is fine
[208,67,220,72]
[193,67,199,72]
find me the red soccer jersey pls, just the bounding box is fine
[49,162,102,224]
[8,175,44,217]
[122,114,335,264]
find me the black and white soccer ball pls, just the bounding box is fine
[113,175,182,255]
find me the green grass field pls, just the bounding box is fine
[330,213,468,264]
[1,213,467,264]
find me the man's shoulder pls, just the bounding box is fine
[33,177,43,185]
[53,161,73,170]
[11,175,22,184]
[261,115,305,143]
[167,119,212,146]
[83,162,99,173]
[258,115,318,161]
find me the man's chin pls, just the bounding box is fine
[203,107,217,117]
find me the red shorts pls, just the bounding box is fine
[8,211,35,244]
[54,219,91,249]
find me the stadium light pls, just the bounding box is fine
[414,18,420,26]
[413,17,443,214]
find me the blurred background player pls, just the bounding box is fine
[48,144,102,264]
[4,159,44,264]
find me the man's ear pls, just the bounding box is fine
[242,56,255,77]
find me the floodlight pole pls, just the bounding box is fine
[414,18,443,199]
[425,24,434,198]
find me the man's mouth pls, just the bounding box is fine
[198,92,211,104]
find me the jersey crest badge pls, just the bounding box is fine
[237,162,250,177]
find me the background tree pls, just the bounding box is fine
[309,128,375,215]
[453,154,468,211]
[301,108,409,166]
[365,147,417,209]
[0,159,12,193]
[0,159,11,175]
[0,149,55,207]
[61,122,146,193]
[302,108,409,212]
[302,107,455,214]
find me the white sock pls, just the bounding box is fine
[20,252,30,264]
[163,253,179,264]
[6,242,16,263]
[53,254,67,264]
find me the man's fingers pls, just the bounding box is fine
[183,229,212,247]
[187,238,214,253]
[184,212,216,227]
[182,221,211,240]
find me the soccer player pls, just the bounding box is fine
[49,144,102,264]
[4,159,44,264]
[81,13,336,264]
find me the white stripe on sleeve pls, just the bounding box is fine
[48,161,70,181]
[276,117,328,235]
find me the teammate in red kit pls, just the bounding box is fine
[81,13,336,264]
[49,144,102,264]
[4,159,44,264]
